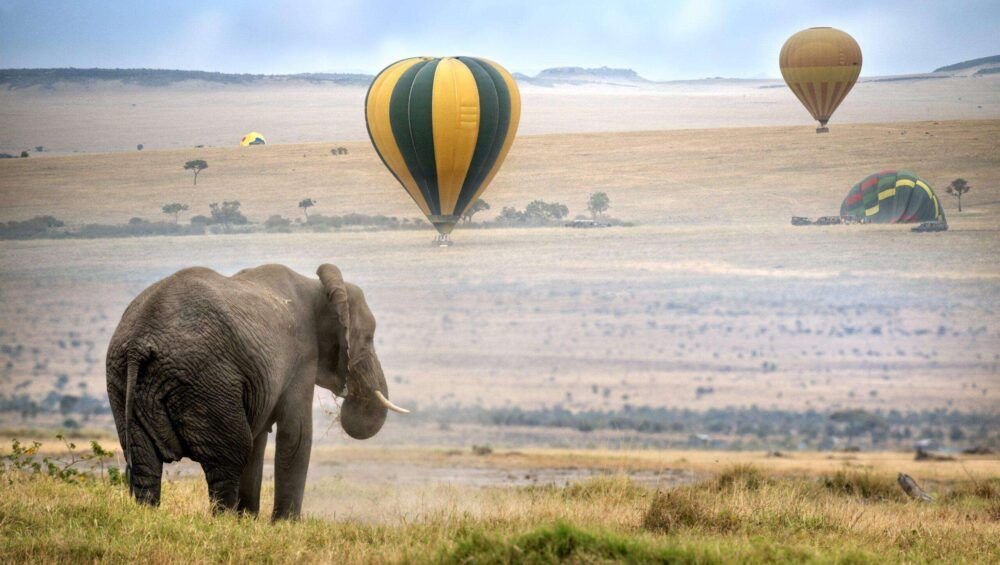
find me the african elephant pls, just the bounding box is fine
[105,263,407,520]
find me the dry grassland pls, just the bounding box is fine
[1,120,998,420]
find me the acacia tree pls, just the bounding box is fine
[945,178,971,212]
[298,198,316,221]
[161,203,189,224]
[588,191,610,218]
[184,159,208,185]
[462,199,491,223]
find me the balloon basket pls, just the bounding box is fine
[431,234,454,248]
[816,126,830,134]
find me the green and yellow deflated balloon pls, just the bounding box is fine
[365,57,521,236]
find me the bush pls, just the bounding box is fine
[0,436,122,485]
[820,470,902,501]
[643,488,737,533]
[943,478,1000,501]
[75,221,204,238]
[264,215,292,233]
[307,213,407,231]
[563,475,647,502]
[713,463,770,491]
[0,216,66,239]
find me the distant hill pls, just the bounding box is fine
[4,56,998,91]
[933,54,1000,73]
[517,66,649,87]
[0,68,373,88]
[0,65,654,89]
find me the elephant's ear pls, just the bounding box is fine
[317,264,351,362]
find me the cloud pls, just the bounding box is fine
[0,0,998,78]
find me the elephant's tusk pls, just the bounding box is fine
[374,390,410,414]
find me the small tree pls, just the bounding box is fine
[298,198,316,221]
[137,144,144,151]
[184,159,208,185]
[588,192,610,218]
[945,178,971,212]
[208,201,247,231]
[161,203,189,224]
[462,199,490,223]
[20,151,29,158]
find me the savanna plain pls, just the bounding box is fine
[1,77,999,562]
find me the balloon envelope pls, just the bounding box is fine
[780,27,861,130]
[365,57,521,235]
[240,132,266,146]
[840,170,945,223]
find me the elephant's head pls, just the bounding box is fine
[316,264,408,439]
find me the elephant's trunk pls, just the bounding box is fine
[339,354,389,440]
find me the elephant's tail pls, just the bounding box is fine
[123,349,146,482]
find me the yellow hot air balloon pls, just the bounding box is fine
[365,56,521,244]
[240,132,266,146]
[780,27,862,133]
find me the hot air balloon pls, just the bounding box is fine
[841,170,945,224]
[780,27,862,133]
[240,132,266,146]
[365,57,521,244]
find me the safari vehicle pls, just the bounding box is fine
[565,218,610,228]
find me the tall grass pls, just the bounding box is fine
[1,465,998,563]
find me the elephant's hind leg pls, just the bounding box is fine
[202,463,243,513]
[237,431,269,516]
[128,423,164,506]
[173,377,254,514]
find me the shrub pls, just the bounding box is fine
[264,215,292,233]
[0,436,122,485]
[0,216,65,239]
[943,478,1000,501]
[820,469,902,501]
[643,488,736,533]
[563,475,647,502]
[713,463,770,492]
[75,221,204,238]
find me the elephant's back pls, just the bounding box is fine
[108,266,284,377]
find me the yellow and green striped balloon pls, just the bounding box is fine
[365,56,521,235]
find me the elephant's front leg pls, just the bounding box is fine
[237,430,269,516]
[272,384,314,520]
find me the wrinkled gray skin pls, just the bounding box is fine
[106,263,389,520]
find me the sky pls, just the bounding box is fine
[1,0,998,80]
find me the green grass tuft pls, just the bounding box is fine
[442,521,708,564]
